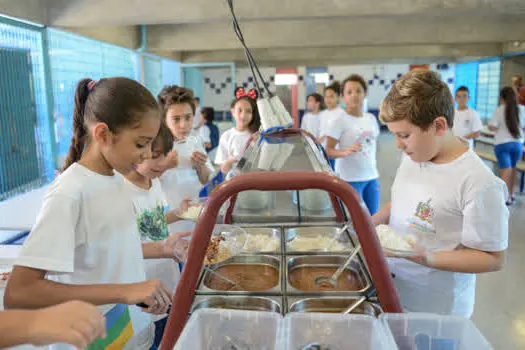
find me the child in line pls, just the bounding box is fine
[158,85,214,233]
[215,88,261,174]
[374,70,508,318]
[325,75,381,215]
[488,86,525,205]
[5,78,188,349]
[0,301,105,349]
[318,82,345,169]
[198,107,220,160]
[301,93,325,138]
[123,121,191,347]
[453,86,483,148]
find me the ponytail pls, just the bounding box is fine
[500,87,520,139]
[62,79,91,171]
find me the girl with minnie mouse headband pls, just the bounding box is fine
[214,87,261,174]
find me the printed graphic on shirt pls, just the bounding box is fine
[408,198,436,235]
[357,129,374,157]
[136,203,168,241]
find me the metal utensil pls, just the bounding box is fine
[314,243,361,287]
[204,266,241,291]
[342,296,366,314]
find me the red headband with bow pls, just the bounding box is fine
[236,88,257,100]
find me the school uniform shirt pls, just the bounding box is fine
[199,124,211,145]
[318,107,346,146]
[16,163,153,350]
[301,112,321,138]
[325,112,380,182]
[489,104,525,145]
[388,149,509,318]
[160,136,214,233]
[123,178,180,322]
[453,108,483,148]
[214,128,252,165]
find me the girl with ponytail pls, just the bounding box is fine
[489,86,525,205]
[6,77,187,349]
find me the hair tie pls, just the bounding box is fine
[236,88,257,100]
[87,80,98,91]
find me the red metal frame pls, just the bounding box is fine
[160,171,403,349]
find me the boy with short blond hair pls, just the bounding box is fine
[375,69,508,318]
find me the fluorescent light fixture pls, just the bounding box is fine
[275,73,298,86]
[313,73,330,84]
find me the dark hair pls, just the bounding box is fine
[307,93,326,111]
[342,74,368,94]
[500,86,521,139]
[154,121,174,156]
[63,77,159,171]
[325,81,341,96]
[195,97,200,103]
[380,70,454,130]
[456,86,469,95]
[157,85,196,116]
[232,88,261,133]
[201,107,215,123]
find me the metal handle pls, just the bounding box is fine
[343,296,366,314]
[332,243,361,281]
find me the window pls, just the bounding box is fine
[476,61,501,122]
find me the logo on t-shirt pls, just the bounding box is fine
[414,198,434,224]
[137,203,169,241]
[357,130,374,157]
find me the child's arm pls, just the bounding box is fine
[325,137,362,159]
[0,301,105,349]
[220,157,237,174]
[164,198,191,224]
[463,131,481,139]
[142,231,191,261]
[191,151,212,185]
[372,202,391,226]
[405,248,504,273]
[5,267,172,315]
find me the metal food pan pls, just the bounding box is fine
[285,296,382,316]
[285,226,353,255]
[241,227,283,255]
[285,255,371,296]
[191,295,283,314]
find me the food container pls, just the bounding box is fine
[198,255,283,295]
[297,189,332,211]
[241,227,282,254]
[286,297,382,316]
[286,255,371,296]
[285,226,352,254]
[175,309,281,350]
[236,190,272,210]
[280,313,396,350]
[191,295,283,314]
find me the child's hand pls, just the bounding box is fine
[345,142,362,156]
[164,150,179,170]
[162,232,191,261]
[191,151,208,168]
[220,157,237,174]
[29,301,106,348]
[176,198,192,216]
[124,279,172,315]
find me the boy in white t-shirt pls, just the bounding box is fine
[453,86,483,148]
[123,122,191,347]
[301,93,324,138]
[375,70,509,318]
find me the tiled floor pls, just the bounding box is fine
[377,131,524,349]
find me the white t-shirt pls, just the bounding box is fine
[388,149,509,318]
[199,124,211,144]
[160,136,213,232]
[489,104,525,144]
[16,164,153,349]
[124,178,180,321]
[301,112,321,138]
[453,108,483,148]
[319,107,345,143]
[325,112,380,182]
[214,128,252,165]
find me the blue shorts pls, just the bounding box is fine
[348,178,380,215]
[494,142,524,169]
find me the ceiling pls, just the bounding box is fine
[2,0,525,65]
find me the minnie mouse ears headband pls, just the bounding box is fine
[235,87,258,100]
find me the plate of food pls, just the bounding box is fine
[178,198,207,221]
[205,225,248,265]
[375,224,440,257]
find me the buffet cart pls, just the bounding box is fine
[159,129,402,349]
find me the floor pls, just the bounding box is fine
[376,131,525,350]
